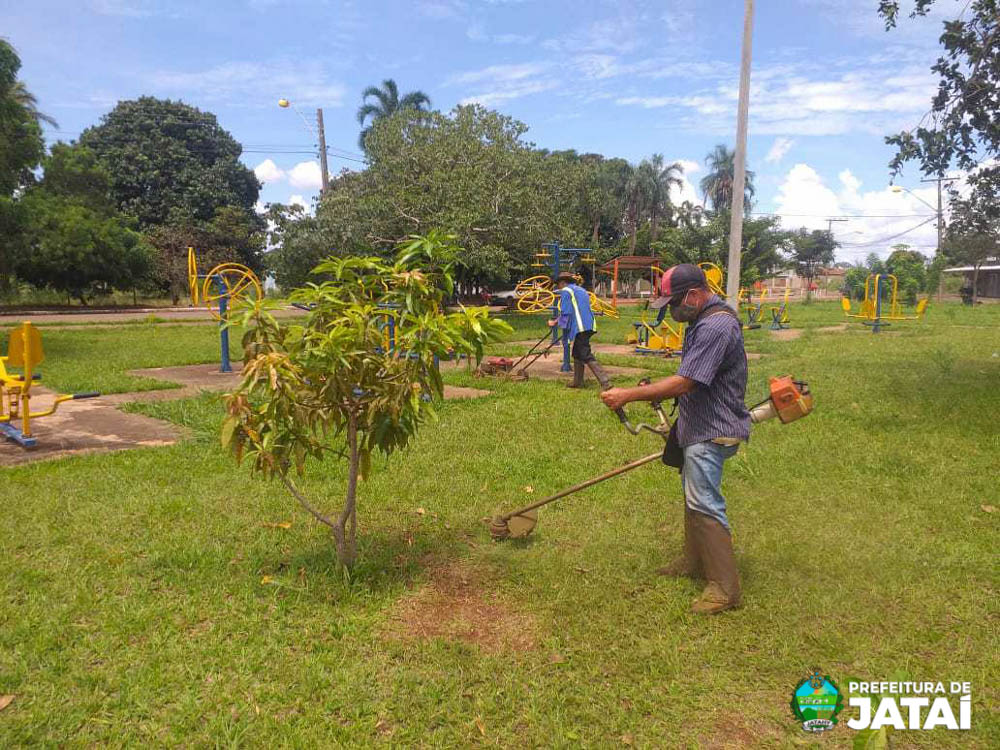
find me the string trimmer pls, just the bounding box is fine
[488,376,813,540]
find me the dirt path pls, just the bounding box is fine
[1,364,490,467]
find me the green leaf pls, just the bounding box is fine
[220,416,238,450]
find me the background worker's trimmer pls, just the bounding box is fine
[488,376,814,540]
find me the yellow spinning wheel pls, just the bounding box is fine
[201,263,262,320]
[589,292,619,319]
[517,287,556,314]
[515,275,553,295]
[698,262,726,296]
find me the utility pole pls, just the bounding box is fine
[316,108,330,194]
[725,0,754,310]
[919,176,956,301]
[826,217,848,235]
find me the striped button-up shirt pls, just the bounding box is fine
[675,297,751,447]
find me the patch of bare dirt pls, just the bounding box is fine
[769,328,803,341]
[1,365,487,466]
[817,323,848,333]
[385,558,537,653]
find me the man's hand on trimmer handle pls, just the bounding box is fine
[600,375,698,413]
[600,388,633,413]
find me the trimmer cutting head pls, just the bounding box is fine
[488,509,538,541]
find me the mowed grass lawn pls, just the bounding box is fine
[2,301,998,747]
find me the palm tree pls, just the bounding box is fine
[624,163,649,254]
[356,79,431,150]
[10,80,57,128]
[699,144,754,213]
[644,154,684,244]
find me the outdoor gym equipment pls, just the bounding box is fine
[739,287,766,329]
[1,322,100,448]
[625,261,726,356]
[514,242,619,372]
[768,287,791,330]
[841,273,928,334]
[187,247,263,372]
[488,375,814,540]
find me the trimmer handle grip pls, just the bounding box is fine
[72,392,100,400]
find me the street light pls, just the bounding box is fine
[890,183,942,254]
[277,98,329,194]
[889,184,937,213]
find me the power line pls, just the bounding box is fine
[750,211,933,219]
[837,216,937,247]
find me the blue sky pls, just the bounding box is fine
[5,0,963,259]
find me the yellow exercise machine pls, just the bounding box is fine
[1,322,100,448]
[626,264,684,356]
[842,273,928,334]
[187,247,263,371]
[739,287,768,329]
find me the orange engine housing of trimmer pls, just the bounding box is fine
[766,376,813,423]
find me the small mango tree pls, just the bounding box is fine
[222,231,511,567]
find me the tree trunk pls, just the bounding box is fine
[972,265,980,305]
[650,212,659,245]
[591,219,600,251]
[333,415,360,567]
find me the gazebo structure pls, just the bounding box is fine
[597,255,665,302]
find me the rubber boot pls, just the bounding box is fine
[690,512,742,614]
[656,505,702,579]
[566,360,586,388]
[585,360,613,391]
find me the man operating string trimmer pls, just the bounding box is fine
[601,264,748,615]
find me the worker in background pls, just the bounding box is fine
[548,271,613,390]
[600,264,749,614]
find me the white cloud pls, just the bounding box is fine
[288,194,311,213]
[448,62,549,86]
[614,61,937,136]
[448,62,558,106]
[287,161,323,190]
[493,33,534,45]
[677,159,700,175]
[417,0,466,20]
[765,137,794,164]
[254,159,286,184]
[466,23,533,45]
[460,81,559,106]
[88,0,161,17]
[542,15,642,55]
[149,60,345,107]
[773,163,941,260]
[673,159,704,207]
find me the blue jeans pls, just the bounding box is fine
[681,440,739,531]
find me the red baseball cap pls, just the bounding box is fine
[649,264,708,309]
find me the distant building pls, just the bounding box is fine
[760,267,845,298]
[943,265,1000,298]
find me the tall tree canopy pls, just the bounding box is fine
[78,97,261,229]
[16,143,154,303]
[656,213,788,286]
[788,228,838,297]
[356,79,432,150]
[700,144,755,213]
[879,1,999,221]
[315,105,586,290]
[0,40,47,290]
